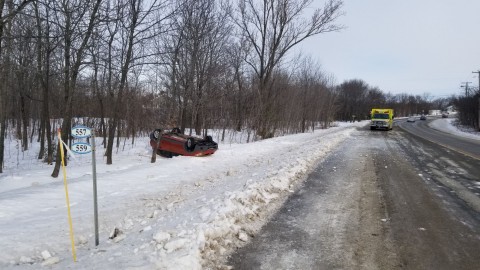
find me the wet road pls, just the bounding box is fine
[396,117,480,159]
[227,125,480,269]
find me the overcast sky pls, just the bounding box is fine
[298,0,480,98]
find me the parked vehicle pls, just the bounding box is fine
[420,115,427,120]
[370,108,394,130]
[407,117,416,122]
[149,128,218,158]
[442,113,448,118]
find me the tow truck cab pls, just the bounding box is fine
[370,109,394,130]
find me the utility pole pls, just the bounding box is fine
[474,71,480,131]
[473,70,480,94]
[461,82,472,96]
[472,70,480,131]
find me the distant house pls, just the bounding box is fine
[428,110,441,116]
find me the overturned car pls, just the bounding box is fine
[149,128,218,158]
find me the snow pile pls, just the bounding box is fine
[0,122,366,269]
[149,126,359,269]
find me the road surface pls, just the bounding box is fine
[227,124,480,269]
[397,117,480,159]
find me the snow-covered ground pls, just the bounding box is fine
[0,122,365,269]
[429,117,480,141]
[1,118,477,269]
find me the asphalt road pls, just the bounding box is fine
[227,125,480,270]
[396,117,480,159]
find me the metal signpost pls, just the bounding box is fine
[71,125,99,246]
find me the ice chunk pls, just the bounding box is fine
[153,232,171,243]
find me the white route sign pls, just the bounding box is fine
[71,126,92,138]
[71,142,92,154]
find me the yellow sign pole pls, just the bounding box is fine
[57,129,77,262]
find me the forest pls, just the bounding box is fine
[0,0,476,175]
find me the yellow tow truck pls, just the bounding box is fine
[370,109,394,130]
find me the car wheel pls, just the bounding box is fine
[150,129,162,140]
[185,137,195,152]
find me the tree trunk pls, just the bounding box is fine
[38,118,45,159]
[0,120,5,173]
[51,119,70,177]
[116,123,121,149]
[150,137,160,163]
[45,93,53,164]
[180,103,187,133]
[99,99,106,148]
[20,95,28,151]
[30,119,35,144]
[194,106,201,136]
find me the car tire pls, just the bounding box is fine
[185,137,195,152]
[150,129,162,140]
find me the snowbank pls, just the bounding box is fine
[429,118,480,141]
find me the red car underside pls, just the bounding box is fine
[150,132,217,157]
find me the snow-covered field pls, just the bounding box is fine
[0,118,477,269]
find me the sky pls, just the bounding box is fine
[1,119,478,269]
[300,0,480,98]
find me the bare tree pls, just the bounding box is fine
[335,79,370,121]
[233,0,343,138]
[0,0,33,173]
[105,0,170,164]
[316,76,338,129]
[294,56,328,132]
[34,0,57,163]
[10,3,41,152]
[227,40,250,133]
[162,0,231,135]
[51,0,102,177]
